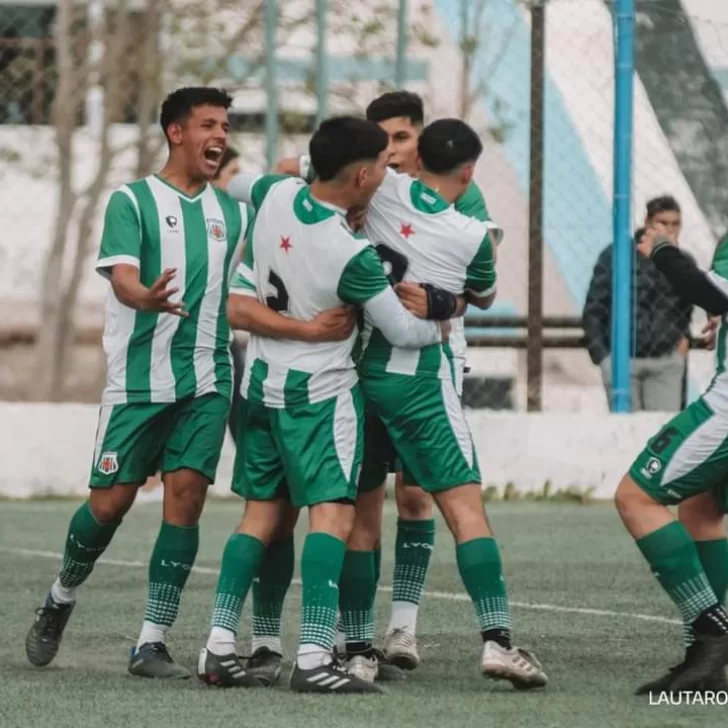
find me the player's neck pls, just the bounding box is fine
[157,163,207,197]
[308,181,349,214]
[417,172,459,204]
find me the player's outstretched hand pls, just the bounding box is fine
[142,268,188,317]
[395,281,428,319]
[637,222,671,259]
[308,305,356,342]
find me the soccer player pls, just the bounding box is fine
[616,223,728,694]
[273,90,503,673]
[24,87,248,678]
[196,116,452,693]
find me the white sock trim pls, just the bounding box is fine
[136,620,168,650]
[297,644,332,670]
[207,626,236,656]
[387,601,419,635]
[251,636,282,655]
[51,579,77,605]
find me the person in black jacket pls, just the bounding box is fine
[583,196,693,411]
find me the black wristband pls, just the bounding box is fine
[420,283,458,321]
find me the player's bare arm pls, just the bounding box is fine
[111,264,188,317]
[395,281,467,319]
[227,292,355,342]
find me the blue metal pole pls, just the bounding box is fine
[315,0,328,126]
[395,0,408,87]
[264,0,278,170]
[611,0,634,413]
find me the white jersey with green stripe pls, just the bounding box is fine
[95,175,249,405]
[359,169,497,379]
[229,175,441,408]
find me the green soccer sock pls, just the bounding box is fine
[683,538,728,646]
[387,518,435,635]
[298,532,346,664]
[52,501,120,602]
[251,535,294,654]
[374,545,382,587]
[637,522,721,634]
[339,550,376,647]
[456,537,512,645]
[137,521,199,648]
[207,532,266,656]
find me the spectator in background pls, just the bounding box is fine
[211,146,245,443]
[583,196,693,411]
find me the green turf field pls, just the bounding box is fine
[0,499,723,728]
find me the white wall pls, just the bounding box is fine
[0,402,671,499]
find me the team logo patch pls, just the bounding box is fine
[640,456,662,480]
[97,451,119,475]
[165,215,178,229]
[206,218,227,242]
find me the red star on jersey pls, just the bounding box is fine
[280,236,292,252]
[400,223,414,239]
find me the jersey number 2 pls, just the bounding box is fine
[266,269,289,313]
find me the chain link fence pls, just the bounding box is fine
[1,0,727,411]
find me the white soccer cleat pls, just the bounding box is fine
[481,641,548,690]
[346,654,379,683]
[383,628,420,671]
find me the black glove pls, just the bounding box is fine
[421,283,458,321]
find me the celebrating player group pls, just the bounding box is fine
[24,85,728,698]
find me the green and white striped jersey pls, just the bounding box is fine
[229,175,440,408]
[705,239,728,409]
[96,175,249,405]
[358,169,497,380]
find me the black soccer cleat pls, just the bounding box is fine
[668,635,728,692]
[245,646,283,686]
[25,594,75,667]
[197,647,262,688]
[129,642,191,679]
[289,658,383,694]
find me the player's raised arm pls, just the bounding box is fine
[227,172,291,210]
[338,246,443,347]
[463,230,497,310]
[640,227,728,315]
[95,189,187,316]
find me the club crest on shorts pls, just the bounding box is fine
[206,218,227,242]
[97,451,119,475]
[642,457,662,479]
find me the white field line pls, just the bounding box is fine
[0,546,680,626]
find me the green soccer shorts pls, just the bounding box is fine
[232,386,364,508]
[630,396,728,507]
[359,373,480,492]
[89,393,230,487]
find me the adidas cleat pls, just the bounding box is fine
[245,646,283,687]
[481,641,548,690]
[197,647,262,688]
[289,659,383,694]
[383,628,420,671]
[25,594,75,667]
[128,641,191,679]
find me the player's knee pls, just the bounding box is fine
[88,486,137,524]
[395,478,433,520]
[310,500,356,542]
[614,475,650,518]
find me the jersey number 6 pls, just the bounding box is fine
[266,269,290,313]
[375,243,409,285]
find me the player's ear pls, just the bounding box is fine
[461,163,475,186]
[166,122,184,147]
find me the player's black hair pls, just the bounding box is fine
[309,116,389,182]
[214,146,239,179]
[365,91,424,126]
[646,195,681,218]
[417,118,483,175]
[159,87,233,139]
